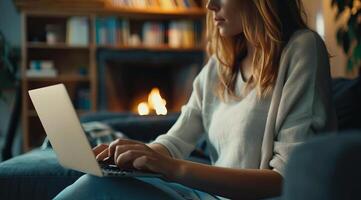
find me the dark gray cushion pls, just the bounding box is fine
[0,149,83,200]
[93,112,180,142]
[281,132,361,200]
[332,77,361,131]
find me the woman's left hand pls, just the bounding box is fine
[95,139,177,179]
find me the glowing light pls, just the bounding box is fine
[138,102,150,116]
[137,88,167,115]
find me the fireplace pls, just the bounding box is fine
[97,50,205,114]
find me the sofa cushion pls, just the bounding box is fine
[333,77,361,131]
[282,131,361,200]
[99,113,180,142]
[0,149,83,200]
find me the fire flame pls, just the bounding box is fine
[138,102,150,116]
[137,88,167,115]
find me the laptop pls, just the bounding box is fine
[28,83,161,178]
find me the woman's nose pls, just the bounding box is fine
[206,0,220,12]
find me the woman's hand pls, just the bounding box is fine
[93,144,109,157]
[92,139,178,179]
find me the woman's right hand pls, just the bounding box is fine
[92,140,177,179]
[93,144,108,157]
[92,143,135,169]
[92,144,113,164]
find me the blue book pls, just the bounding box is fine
[107,17,118,45]
[95,18,101,45]
[96,18,107,45]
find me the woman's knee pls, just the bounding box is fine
[54,175,107,199]
[54,175,179,200]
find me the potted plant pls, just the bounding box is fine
[331,0,361,74]
[0,31,19,101]
[0,31,20,160]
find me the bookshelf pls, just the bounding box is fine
[17,0,207,152]
[27,42,92,50]
[97,45,204,52]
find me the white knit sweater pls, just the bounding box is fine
[153,30,337,176]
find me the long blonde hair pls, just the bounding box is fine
[207,0,308,101]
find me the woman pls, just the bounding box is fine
[55,0,337,199]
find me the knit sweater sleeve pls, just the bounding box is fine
[151,58,215,159]
[269,31,337,175]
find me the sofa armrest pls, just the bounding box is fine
[0,149,83,200]
[282,131,361,200]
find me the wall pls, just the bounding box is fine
[0,0,21,47]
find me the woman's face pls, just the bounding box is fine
[207,0,243,37]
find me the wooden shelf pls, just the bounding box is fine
[27,42,91,50]
[97,7,207,18]
[26,75,90,82]
[19,0,206,152]
[27,43,205,52]
[16,2,206,18]
[97,45,204,52]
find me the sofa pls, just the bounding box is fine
[0,77,360,200]
[280,131,361,200]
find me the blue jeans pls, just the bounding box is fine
[54,174,220,200]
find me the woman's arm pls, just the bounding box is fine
[171,159,283,200]
[148,143,171,157]
[149,142,282,199]
[148,143,283,199]
[94,140,282,199]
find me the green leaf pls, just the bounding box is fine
[332,0,361,72]
[354,44,361,59]
[353,44,361,67]
[347,59,354,72]
[348,16,357,40]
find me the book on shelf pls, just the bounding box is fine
[168,20,197,48]
[107,17,118,45]
[96,18,107,45]
[159,0,176,9]
[96,17,201,48]
[96,17,130,46]
[76,88,91,110]
[142,22,165,47]
[119,20,130,46]
[26,60,58,78]
[66,17,89,46]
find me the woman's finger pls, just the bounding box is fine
[95,148,109,161]
[113,144,148,163]
[133,156,162,174]
[92,144,108,156]
[108,139,140,158]
[132,156,149,170]
[115,150,151,169]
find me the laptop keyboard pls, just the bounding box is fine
[100,164,135,176]
[99,163,162,178]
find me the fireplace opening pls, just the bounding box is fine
[105,60,200,114]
